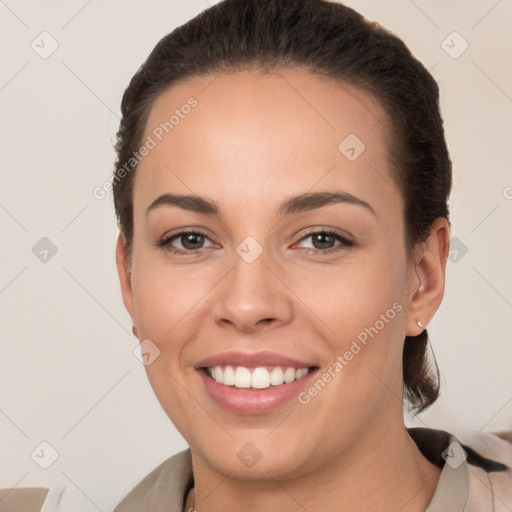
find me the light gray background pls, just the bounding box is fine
[1,0,511,510]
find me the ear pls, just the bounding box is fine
[115,232,135,326]
[406,217,450,336]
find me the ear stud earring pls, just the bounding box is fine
[418,284,425,293]
[417,320,423,328]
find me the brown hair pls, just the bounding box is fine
[113,0,452,414]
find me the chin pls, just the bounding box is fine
[192,435,315,481]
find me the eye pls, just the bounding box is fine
[156,230,215,255]
[156,228,354,257]
[295,230,354,255]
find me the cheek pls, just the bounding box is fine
[129,255,208,429]
[295,254,404,337]
[131,251,207,341]
[295,252,407,391]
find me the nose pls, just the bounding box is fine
[212,246,294,333]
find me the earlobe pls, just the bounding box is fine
[406,217,450,336]
[115,232,135,322]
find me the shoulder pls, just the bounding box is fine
[458,428,512,511]
[409,426,512,511]
[459,429,512,471]
[408,425,512,470]
[114,448,193,512]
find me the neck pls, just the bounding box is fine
[187,425,441,512]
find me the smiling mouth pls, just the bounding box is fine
[202,365,318,389]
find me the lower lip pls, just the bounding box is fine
[197,368,318,414]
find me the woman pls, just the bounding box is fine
[112,0,512,510]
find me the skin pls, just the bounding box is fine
[116,68,450,512]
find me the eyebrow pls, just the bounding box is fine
[146,191,377,218]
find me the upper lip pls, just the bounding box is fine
[194,350,317,369]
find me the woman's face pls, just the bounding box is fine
[117,68,441,479]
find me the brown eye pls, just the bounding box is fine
[157,230,215,255]
[296,230,354,254]
[177,233,205,250]
[310,232,336,249]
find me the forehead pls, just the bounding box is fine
[134,68,401,223]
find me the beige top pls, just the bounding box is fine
[0,488,49,512]
[113,427,512,512]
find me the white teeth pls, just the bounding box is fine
[213,366,223,383]
[234,367,252,388]
[270,367,284,386]
[251,367,271,389]
[284,367,296,383]
[296,368,308,379]
[223,365,235,386]
[207,365,310,389]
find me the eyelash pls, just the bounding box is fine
[156,229,354,257]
